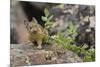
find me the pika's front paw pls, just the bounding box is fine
[37,45,42,49]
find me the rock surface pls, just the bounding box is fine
[10,44,82,67]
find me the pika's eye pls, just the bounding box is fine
[30,27,32,29]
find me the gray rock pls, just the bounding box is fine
[10,43,83,67]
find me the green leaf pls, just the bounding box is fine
[41,16,47,21]
[82,44,88,49]
[44,8,49,17]
[45,22,53,26]
[48,15,54,21]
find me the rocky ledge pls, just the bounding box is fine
[10,43,82,67]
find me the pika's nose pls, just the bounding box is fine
[32,29,37,34]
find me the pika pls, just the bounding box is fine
[24,17,48,49]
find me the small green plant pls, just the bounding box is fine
[53,22,77,47]
[52,22,95,62]
[41,8,95,62]
[67,22,78,40]
[41,8,54,30]
[41,8,54,43]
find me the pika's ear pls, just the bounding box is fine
[32,17,38,23]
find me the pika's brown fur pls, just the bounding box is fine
[24,17,48,49]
